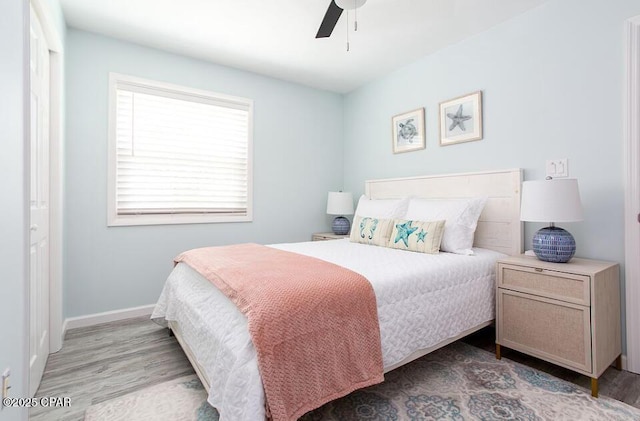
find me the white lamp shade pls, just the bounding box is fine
[327,192,354,215]
[520,178,584,223]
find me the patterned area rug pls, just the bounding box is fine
[84,376,216,421]
[84,342,640,420]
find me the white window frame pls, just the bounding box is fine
[107,73,253,226]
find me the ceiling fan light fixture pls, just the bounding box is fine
[335,0,366,11]
[315,0,367,45]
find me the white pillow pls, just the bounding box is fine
[405,197,488,255]
[354,195,410,219]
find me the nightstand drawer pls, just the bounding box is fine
[498,263,590,305]
[498,289,591,373]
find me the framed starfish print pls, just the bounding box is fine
[439,91,483,146]
[392,108,425,154]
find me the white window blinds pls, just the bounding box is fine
[109,74,253,226]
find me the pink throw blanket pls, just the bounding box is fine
[175,243,384,421]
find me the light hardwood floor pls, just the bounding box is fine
[30,318,640,420]
[30,317,194,421]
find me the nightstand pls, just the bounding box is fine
[312,232,349,241]
[495,254,621,397]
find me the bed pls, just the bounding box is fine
[152,168,523,420]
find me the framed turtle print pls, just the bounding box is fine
[392,108,425,154]
[439,91,483,146]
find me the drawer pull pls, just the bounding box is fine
[535,268,543,272]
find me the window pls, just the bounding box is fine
[108,73,253,226]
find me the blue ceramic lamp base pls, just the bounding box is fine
[532,225,576,263]
[332,216,350,235]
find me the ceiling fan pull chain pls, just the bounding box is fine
[354,0,358,31]
[346,9,350,51]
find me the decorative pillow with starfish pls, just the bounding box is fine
[387,219,446,254]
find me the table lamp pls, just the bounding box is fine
[520,178,584,263]
[327,192,354,235]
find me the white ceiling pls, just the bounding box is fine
[60,0,547,93]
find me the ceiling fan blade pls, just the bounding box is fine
[316,0,343,38]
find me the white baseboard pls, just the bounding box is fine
[622,354,629,371]
[63,304,156,335]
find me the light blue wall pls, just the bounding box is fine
[64,30,344,317]
[0,1,29,419]
[343,0,640,347]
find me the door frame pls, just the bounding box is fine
[624,15,640,374]
[30,0,64,354]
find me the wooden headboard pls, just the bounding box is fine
[364,169,523,256]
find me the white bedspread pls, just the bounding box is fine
[152,239,505,420]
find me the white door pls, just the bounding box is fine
[29,4,51,397]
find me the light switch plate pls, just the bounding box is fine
[546,158,568,178]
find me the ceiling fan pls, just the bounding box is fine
[316,0,367,39]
